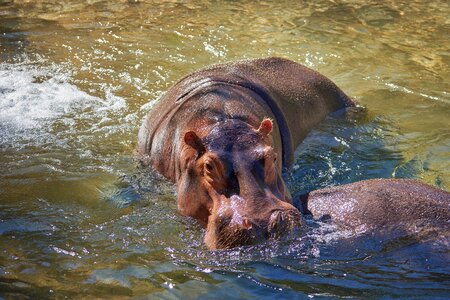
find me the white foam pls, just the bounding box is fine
[0,62,127,147]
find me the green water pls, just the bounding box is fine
[0,0,449,298]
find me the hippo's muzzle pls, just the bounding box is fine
[204,195,304,249]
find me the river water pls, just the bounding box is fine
[0,0,449,298]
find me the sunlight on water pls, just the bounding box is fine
[0,0,449,298]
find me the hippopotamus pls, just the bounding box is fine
[299,179,450,237]
[138,57,355,249]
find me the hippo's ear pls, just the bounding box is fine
[184,131,206,156]
[257,118,273,136]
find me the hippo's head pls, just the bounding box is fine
[177,118,303,249]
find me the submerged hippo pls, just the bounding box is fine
[138,57,355,249]
[299,179,450,236]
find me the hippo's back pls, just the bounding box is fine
[138,57,355,169]
[177,57,354,145]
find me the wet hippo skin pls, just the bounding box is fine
[138,57,355,249]
[300,179,450,235]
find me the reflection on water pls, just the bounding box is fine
[0,0,449,298]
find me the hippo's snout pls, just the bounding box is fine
[205,198,304,249]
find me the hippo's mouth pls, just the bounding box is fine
[212,219,263,249]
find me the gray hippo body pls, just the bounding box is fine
[300,179,450,236]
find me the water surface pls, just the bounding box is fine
[1,0,449,298]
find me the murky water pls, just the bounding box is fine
[1,0,449,298]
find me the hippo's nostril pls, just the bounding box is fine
[242,218,252,230]
[268,209,303,238]
[269,210,281,228]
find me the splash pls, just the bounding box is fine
[0,62,126,148]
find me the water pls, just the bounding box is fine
[1,0,449,298]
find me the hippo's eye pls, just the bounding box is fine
[205,161,214,171]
